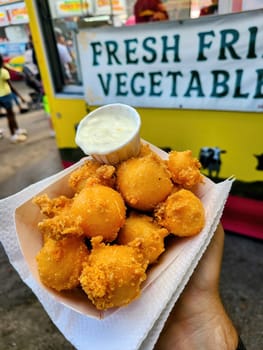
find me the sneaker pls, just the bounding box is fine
[10,133,27,143]
[15,128,28,135]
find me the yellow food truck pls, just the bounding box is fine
[24,0,263,238]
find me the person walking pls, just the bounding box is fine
[55,28,75,84]
[0,54,27,143]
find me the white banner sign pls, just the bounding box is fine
[78,10,263,111]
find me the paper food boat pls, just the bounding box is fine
[14,141,233,320]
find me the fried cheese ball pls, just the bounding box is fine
[117,212,168,264]
[154,189,205,237]
[116,149,173,211]
[79,237,148,310]
[71,184,126,242]
[68,159,116,193]
[36,236,89,291]
[167,150,203,188]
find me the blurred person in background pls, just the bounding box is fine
[55,28,75,83]
[134,0,169,23]
[23,35,44,109]
[23,42,44,97]
[200,0,218,16]
[0,54,27,143]
[11,91,29,114]
[28,34,41,81]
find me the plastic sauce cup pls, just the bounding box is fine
[75,103,141,165]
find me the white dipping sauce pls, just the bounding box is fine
[77,113,137,154]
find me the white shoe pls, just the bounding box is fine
[10,133,27,143]
[49,130,56,137]
[0,128,4,139]
[15,128,28,135]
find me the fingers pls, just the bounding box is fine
[154,223,227,350]
[188,222,225,293]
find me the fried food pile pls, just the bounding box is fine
[33,144,205,310]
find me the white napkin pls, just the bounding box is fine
[0,159,233,350]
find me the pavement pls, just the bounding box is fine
[0,83,262,349]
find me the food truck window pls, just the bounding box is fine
[35,0,262,94]
[131,0,263,22]
[35,0,129,94]
[34,0,194,94]
[36,0,90,94]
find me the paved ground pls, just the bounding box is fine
[0,87,262,349]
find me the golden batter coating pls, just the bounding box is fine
[138,143,153,157]
[167,150,203,188]
[33,194,82,241]
[71,184,126,242]
[68,159,116,193]
[154,189,205,237]
[116,149,173,211]
[37,214,84,242]
[117,212,168,264]
[79,237,148,310]
[33,194,72,218]
[36,236,89,291]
